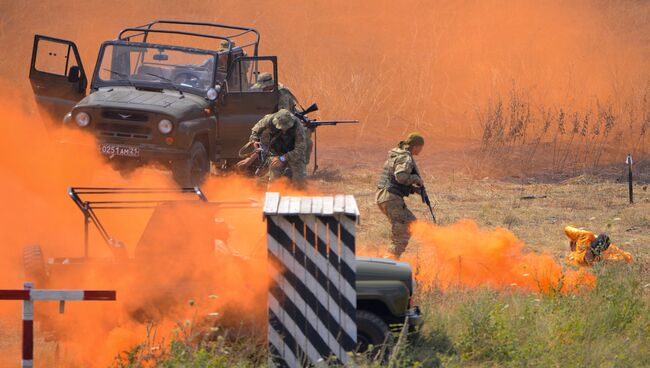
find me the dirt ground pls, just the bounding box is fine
[0,151,648,367]
[311,151,649,265]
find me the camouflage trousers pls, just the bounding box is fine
[378,198,416,258]
[269,157,307,185]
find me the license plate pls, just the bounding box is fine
[99,143,140,157]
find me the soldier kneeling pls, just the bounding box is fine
[248,109,307,185]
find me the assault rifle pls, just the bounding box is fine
[294,103,359,174]
[413,166,437,223]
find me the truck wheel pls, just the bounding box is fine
[173,141,209,187]
[356,310,394,361]
[23,244,48,287]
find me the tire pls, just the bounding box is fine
[23,244,48,287]
[172,141,209,187]
[356,310,394,361]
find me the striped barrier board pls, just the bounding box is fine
[0,282,116,368]
[264,192,359,367]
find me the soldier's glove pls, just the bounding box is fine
[270,157,285,169]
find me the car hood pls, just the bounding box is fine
[356,256,412,285]
[76,87,209,119]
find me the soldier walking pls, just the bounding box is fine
[249,109,307,185]
[376,133,425,259]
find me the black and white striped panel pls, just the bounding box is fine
[265,193,357,368]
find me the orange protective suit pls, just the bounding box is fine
[564,226,633,266]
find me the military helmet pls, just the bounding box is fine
[399,132,425,150]
[219,40,233,50]
[405,132,425,146]
[272,109,295,130]
[252,72,274,90]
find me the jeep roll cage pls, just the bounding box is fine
[117,20,260,57]
[91,20,263,96]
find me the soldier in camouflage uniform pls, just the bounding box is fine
[251,73,314,164]
[249,109,307,184]
[376,133,425,259]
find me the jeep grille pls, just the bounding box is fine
[96,109,153,140]
[97,123,152,140]
[101,110,149,122]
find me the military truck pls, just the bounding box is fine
[29,20,281,185]
[23,187,421,356]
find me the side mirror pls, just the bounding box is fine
[303,103,319,114]
[67,66,80,83]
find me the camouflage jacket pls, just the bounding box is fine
[250,112,307,163]
[279,84,297,112]
[376,147,422,204]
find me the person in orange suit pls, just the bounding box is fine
[564,226,633,267]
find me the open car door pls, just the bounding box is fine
[29,35,87,124]
[216,56,278,160]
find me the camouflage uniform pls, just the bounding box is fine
[376,135,424,258]
[251,73,313,164]
[250,109,307,183]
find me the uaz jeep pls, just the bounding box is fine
[29,20,281,185]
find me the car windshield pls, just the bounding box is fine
[96,44,217,94]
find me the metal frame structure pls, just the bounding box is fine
[91,20,265,96]
[118,20,261,57]
[67,187,207,259]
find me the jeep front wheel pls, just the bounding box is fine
[356,310,394,361]
[172,141,209,187]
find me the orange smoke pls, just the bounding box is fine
[406,220,595,293]
[2,1,650,144]
[0,95,284,367]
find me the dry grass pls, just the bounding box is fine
[321,168,650,264]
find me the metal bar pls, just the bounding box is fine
[119,28,232,42]
[87,200,196,204]
[139,20,260,41]
[627,154,634,204]
[72,187,201,192]
[87,209,111,244]
[22,282,34,368]
[84,209,89,258]
[64,44,71,76]
[83,290,117,300]
[0,290,30,300]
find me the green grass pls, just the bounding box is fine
[112,263,649,367]
[412,263,650,367]
[112,173,650,367]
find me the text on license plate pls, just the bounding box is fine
[100,144,140,157]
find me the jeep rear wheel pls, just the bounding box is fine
[23,244,48,287]
[356,310,394,361]
[172,141,209,187]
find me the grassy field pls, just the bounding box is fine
[110,168,650,367]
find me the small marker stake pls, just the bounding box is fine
[626,154,633,204]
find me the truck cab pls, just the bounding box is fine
[29,20,280,186]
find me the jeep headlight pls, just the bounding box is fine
[158,119,173,134]
[74,111,91,127]
[206,87,218,101]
